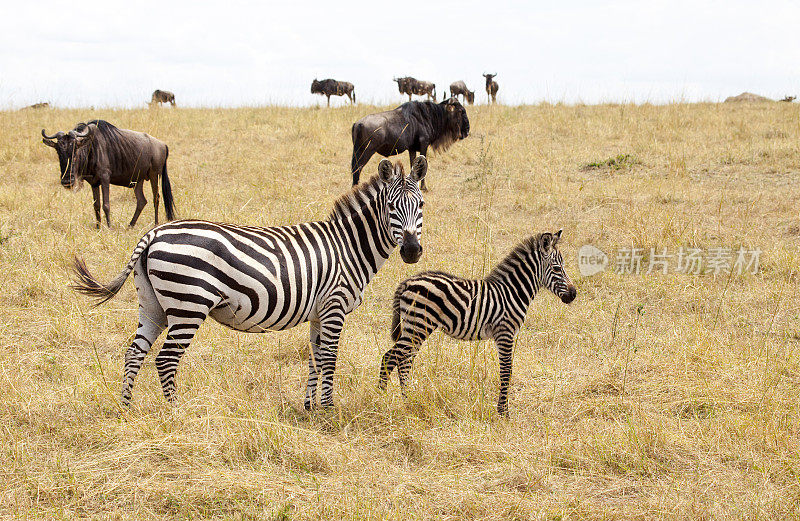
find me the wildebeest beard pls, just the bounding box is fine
[48,130,92,190]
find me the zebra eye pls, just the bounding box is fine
[387,201,396,212]
[418,201,424,208]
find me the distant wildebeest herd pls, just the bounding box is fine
[313,74,500,105]
[39,72,580,419]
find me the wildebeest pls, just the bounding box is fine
[394,77,420,101]
[351,98,470,191]
[311,79,356,106]
[780,95,796,102]
[25,102,50,109]
[448,81,474,105]
[41,120,176,228]
[150,90,176,107]
[483,73,499,104]
[415,81,437,101]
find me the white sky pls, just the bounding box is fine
[2,0,799,108]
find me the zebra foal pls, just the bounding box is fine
[379,230,576,415]
[72,157,427,409]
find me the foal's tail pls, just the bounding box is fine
[161,146,176,221]
[72,230,157,306]
[390,280,409,342]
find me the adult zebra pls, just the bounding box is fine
[379,230,576,416]
[72,157,427,409]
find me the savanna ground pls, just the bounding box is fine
[0,101,798,520]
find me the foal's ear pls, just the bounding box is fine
[409,156,427,182]
[378,159,398,183]
[553,229,563,244]
[539,233,554,252]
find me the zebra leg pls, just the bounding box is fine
[122,263,167,406]
[314,306,345,408]
[494,327,517,416]
[382,331,429,393]
[395,338,424,393]
[155,315,205,403]
[304,320,321,410]
[121,316,166,407]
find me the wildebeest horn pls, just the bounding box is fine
[41,129,62,140]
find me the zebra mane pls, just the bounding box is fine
[328,174,385,221]
[485,235,542,282]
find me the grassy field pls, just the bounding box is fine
[0,101,798,519]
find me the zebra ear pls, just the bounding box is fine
[409,156,427,182]
[378,159,397,183]
[553,229,563,244]
[539,233,553,252]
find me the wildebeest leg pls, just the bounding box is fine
[129,181,147,228]
[351,145,375,186]
[412,148,429,192]
[149,173,160,225]
[101,182,112,227]
[91,184,102,229]
[326,95,330,107]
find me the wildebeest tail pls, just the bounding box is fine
[390,280,409,342]
[72,230,157,306]
[352,88,356,104]
[161,145,176,221]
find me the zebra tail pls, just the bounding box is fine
[71,231,156,306]
[390,305,401,342]
[390,281,408,342]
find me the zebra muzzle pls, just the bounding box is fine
[561,285,577,304]
[399,232,422,264]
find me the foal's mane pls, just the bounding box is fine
[485,235,544,282]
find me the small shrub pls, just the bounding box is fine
[581,153,640,171]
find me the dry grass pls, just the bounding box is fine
[1,102,799,519]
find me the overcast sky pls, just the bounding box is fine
[2,1,799,108]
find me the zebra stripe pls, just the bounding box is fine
[379,230,577,415]
[73,157,428,409]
